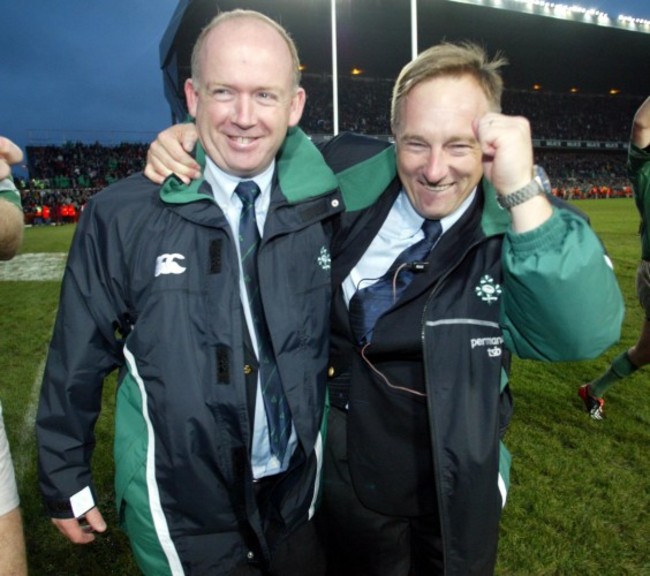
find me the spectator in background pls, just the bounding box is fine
[579,96,650,419]
[0,135,28,576]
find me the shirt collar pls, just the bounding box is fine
[205,157,275,205]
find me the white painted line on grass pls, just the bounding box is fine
[0,253,67,281]
[14,355,48,478]
[0,255,65,480]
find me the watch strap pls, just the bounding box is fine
[496,165,549,209]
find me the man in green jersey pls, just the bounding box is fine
[579,95,650,419]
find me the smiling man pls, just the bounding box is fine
[320,42,623,576]
[393,74,544,226]
[184,13,305,178]
[36,10,341,575]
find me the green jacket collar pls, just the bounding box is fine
[336,145,397,212]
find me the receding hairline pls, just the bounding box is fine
[190,9,302,89]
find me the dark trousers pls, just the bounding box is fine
[231,516,325,576]
[230,472,327,576]
[320,407,444,576]
[267,519,326,576]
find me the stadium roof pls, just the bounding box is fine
[160,0,650,121]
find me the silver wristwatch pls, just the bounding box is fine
[497,165,551,210]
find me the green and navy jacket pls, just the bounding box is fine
[36,128,343,575]
[323,133,624,576]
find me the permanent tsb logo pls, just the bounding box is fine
[470,335,504,358]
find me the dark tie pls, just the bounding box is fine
[235,180,291,460]
[349,218,442,345]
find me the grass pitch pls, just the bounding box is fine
[1,199,648,575]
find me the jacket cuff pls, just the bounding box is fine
[44,486,96,519]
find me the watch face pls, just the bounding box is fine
[534,164,552,195]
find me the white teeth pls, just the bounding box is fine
[425,184,452,192]
[233,137,253,144]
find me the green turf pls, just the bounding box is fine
[3,200,649,575]
[498,199,650,575]
[1,224,139,575]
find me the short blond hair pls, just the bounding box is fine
[391,41,507,132]
[190,9,302,89]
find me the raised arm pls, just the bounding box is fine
[477,113,553,234]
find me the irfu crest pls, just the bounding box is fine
[475,275,502,304]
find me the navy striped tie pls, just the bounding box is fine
[349,219,442,345]
[235,180,291,460]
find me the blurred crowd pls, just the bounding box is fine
[15,81,642,222]
[17,142,147,224]
[300,76,642,142]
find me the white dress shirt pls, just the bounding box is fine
[342,188,476,306]
[204,158,298,479]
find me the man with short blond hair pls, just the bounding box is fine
[320,41,623,575]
